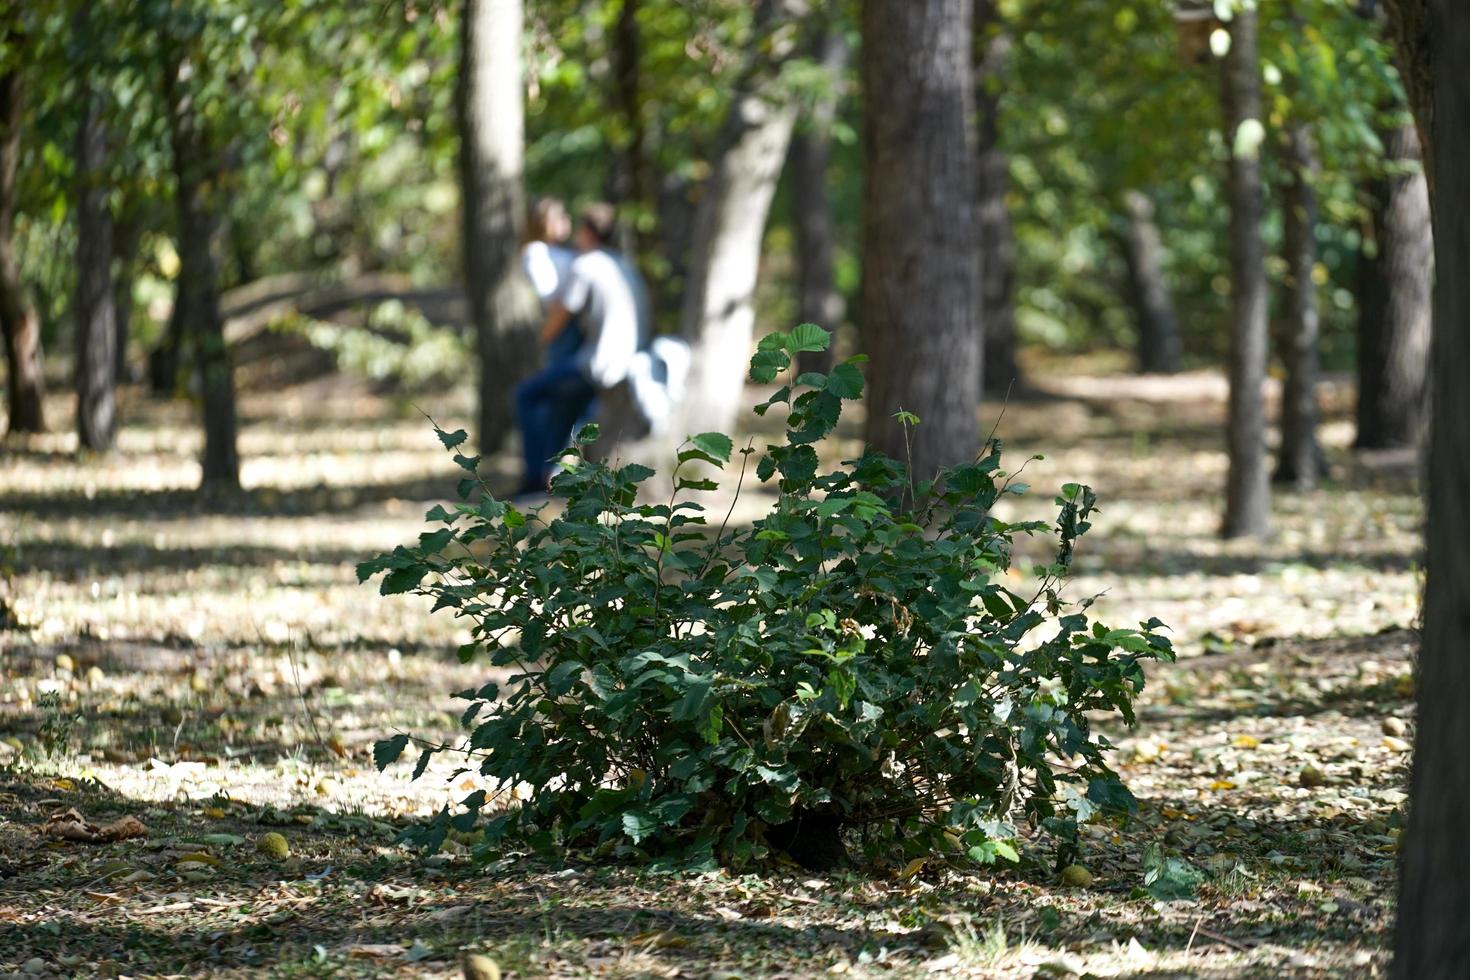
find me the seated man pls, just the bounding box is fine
[514,203,647,495]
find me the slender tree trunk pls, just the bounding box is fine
[789,24,848,376]
[149,284,187,396]
[1354,121,1432,449]
[0,65,45,435]
[112,209,142,383]
[678,0,801,435]
[1274,124,1325,489]
[1393,2,1470,976]
[75,85,117,452]
[975,0,1018,393]
[165,56,239,490]
[861,0,982,481]
[458,0,538,452]
[1118,189,1183,374]
[1219,8,1270,539]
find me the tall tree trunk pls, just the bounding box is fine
[1274,124,1325,489]
[458,0,538,452]
[149,284,187,396]
[789,23,848,376]
[1392,2,1469,976]
[0,64,45,435]
[608,0,649,259]
[1118,190,1183,374]
[165,56,239,490]
[112,208,142,383]
[1219,8,1271,539]
[1382,0,1433,190]
[75,84,117,452]
[975,0,1018,393]
[678,0,801,435]
[1354,121,1432,449]
[860,0,982,481]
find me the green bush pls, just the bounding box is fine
[360,325,1172,869]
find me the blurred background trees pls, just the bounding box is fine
[0,0,1429,519]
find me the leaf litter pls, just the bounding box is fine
[0,369,1415,977]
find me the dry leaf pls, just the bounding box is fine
[42,809,148,843]
[346,944,405,959]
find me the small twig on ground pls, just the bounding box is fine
[1185,915,1202,956]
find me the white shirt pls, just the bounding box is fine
[558,249,648,389]
[520,241,576,308]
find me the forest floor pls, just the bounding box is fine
[0,358,1422,979]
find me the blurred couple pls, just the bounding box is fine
[515,198,688,496]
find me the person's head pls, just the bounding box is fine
[574,202,619,252]
[525,197,570,244]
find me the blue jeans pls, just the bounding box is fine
[515,359,597,492]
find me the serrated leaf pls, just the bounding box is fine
[436,429,468,449]
[786,323,831,353]
[622,809,657,843]
[825,362,864,399]
[690,432,733,462]
[749,349,790,384]
[418,528,454,552]
[380,566,425,595]
[373,734,409,771]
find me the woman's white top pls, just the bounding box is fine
[521,241,576,308]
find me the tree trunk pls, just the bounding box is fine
[75,84,117,452]
[1392,2,1470,977]
[1382,0,1433,190]
[1354,121,1432,449]
[112,208,142,383]
[608,0,649,259]
[0,64,46,435]
[165,56,240,490]
[861,0,981,482]
[678,0,801,435]
[458,0,538,453]
[149,284,188,396]
[789,24,848,376]
[1119,190,1183,374]
[975,0,1018,393]
[1274,124,1325,489]
[1219,8,1271,539]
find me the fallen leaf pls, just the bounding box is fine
[347,944,405,959]
[41,809,148,843]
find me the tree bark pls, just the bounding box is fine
[458,0,538,453]
[1274,124,1325,489]
[0,63,46,435]
[112,208,142,383]
[975,0,1018,393]
[1392,2,1470,977]
[678,0,801,435]
[789,23,848,376]
[607,0,649,259]
[1354,121,1432,449]
[165,55,240,490]
[1119,189,1183,374]
[1383,0,1433,190]
[149,283,188,396]
[1219,8,1271,539]
[75,83,117,452]
[860,0,982,481]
